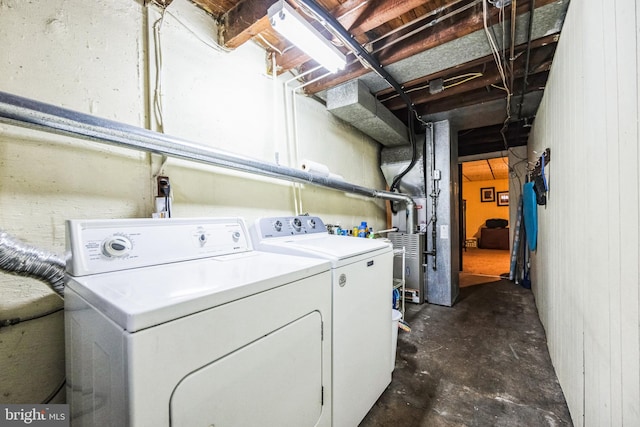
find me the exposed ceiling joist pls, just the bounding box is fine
[406,71,548,118]
[220,0,277,48]
[302,0,557,95]
[183,0,569,157]
[277,0,429,69]
[380,41,555,111]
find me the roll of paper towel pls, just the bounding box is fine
[300,159,330,176]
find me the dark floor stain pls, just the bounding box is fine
[360,280,573,427]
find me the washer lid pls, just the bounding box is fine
[65,251,330,332]
[255,234,392,266]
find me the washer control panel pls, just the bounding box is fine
[66,217,251,276]
[255,216,327,239]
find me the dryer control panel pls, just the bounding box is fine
[66,217,251,276]
[255,216,327,239]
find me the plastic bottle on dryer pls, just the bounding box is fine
[358,221,367,238]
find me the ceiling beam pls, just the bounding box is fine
[407,71,549,118]
[460,126,529,144]
[331,0,429,34]
[189,0,230,17]
[458,122,530,156]
[381,45,555,111]
[220,0,277,48]
[277,0,429,70]
[375,33,559,98]
[303,0,556,94]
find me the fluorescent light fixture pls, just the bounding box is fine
[268,0,346,73]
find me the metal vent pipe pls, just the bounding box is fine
[0,91,416,232]
[0,229,65,298]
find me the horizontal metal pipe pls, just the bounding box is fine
[0,91,416,232]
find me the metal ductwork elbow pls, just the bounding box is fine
[0,230,65,298]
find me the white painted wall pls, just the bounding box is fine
[528,0,640,425]
[0,0,387,403]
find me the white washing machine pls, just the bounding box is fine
[251,216,393,427]
[64,217,332,427]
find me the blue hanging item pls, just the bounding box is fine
[392,289,400,309]
[523,182,538,251]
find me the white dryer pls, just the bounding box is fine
[64,217,332,427]
[252,216,393,427]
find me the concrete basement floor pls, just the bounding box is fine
[361,279,573,427]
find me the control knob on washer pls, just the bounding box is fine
[102,235,132,258]
[291,217,302,232]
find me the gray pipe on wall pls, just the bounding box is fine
[0,91,416,232]
[0,229,65,298]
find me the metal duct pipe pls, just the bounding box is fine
[298,0,422,202]
[0,91,416,233]
[0,229,65,298]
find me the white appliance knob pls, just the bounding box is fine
[102,236,132,258]
[232,231,241,242]
[198,233,207,246]
[307,219,316,229]
[291,217,302,231]
[273,220,283,232]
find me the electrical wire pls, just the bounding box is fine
[483,0,515,161]
[166,9,232,53]
[0,307,63,328]
[365,0,481,58]
[482,0,509,94]
[42,378,66,404]
[443,72,484,89]
[0,305,66,404]
[152,6,167,133]
[481,0,533,190]
[149,1,234,134]
[379,72,484,103]
[413,109,430,128]
[296,0,478,91]
[256,33,284,56]
[281,63,332,214]
[153,155,169,180]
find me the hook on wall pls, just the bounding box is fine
[529,148,550,205]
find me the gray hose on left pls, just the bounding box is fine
[0,230,65,298]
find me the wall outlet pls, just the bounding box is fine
[157,176,170,197]
[154,196,172,218]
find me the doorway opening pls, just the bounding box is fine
[460,157,511,287]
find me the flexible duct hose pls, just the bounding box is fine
[0,230,65,298]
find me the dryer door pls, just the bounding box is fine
[170,311,324,427]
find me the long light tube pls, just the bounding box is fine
[268,0,346,73]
